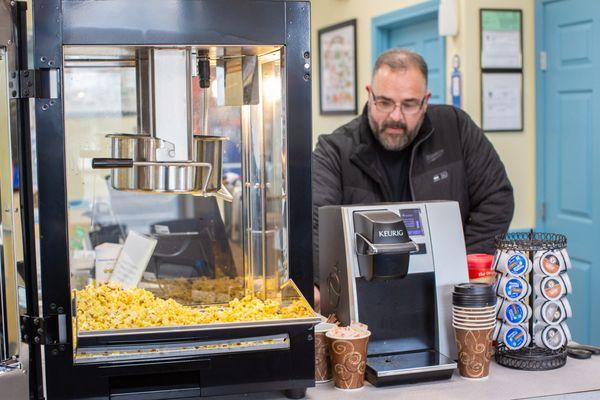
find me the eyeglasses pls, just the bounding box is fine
[370,89,427,116]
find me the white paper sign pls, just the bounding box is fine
[482,31,522,69]
[482,72,522,131]
[94,242,123,284]
[109,231,157,289]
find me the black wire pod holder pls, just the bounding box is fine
[493,231,568,371]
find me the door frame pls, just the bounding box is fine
[534,0,549,231]
[371,0,445,102]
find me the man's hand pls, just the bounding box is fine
[314,285,320,312]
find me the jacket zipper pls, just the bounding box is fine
[408,126,435,200]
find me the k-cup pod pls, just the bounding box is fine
[534,322,572,350]
[496,276,531,301]
[493,323,531,350]
[534,298,572,325]
[560,249,572,270]
[533,273,572,301]
[497,299,532,325]
[494,251,531,277]
[533,250,568,276]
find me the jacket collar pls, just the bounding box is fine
[349,103,434,200]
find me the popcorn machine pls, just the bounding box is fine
[0,1,316,399]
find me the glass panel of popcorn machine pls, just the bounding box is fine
[63,46,313,341]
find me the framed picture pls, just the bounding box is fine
[318,19,357,115]
[480,9,523,69]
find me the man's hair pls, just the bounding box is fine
[373,48,428,85]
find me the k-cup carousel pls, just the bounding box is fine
[493,231,571,371]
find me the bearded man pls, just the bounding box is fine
[312,48,514,302]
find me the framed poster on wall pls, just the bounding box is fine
[480,9,522,69]
[481,72,523,132]
[318,19,357,115]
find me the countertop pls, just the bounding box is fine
[209,356,600,400]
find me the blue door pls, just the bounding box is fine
[388,18,445,104]
[537,0,600,344]
[372,2,445,104]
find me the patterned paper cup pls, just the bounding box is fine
[454,327,495,379]
[315,322,336,383]
[326,329,371,390]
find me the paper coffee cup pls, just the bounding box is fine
[326,328,371,390]
[453,315,496,324]
[454,327,495,379]
[496,276,531,301]
[453,319,496,331]
[533,250,568,276]
[493,323,531,350]
[494,251,531,277]
[453,311,496,320]
[315,322,336,383]
[533,274,572,301]
[534,322,571,350]
[497,300,532,325]
[534,298,572,325]
[453,305,496,313]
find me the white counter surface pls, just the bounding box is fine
[209,357,600,400]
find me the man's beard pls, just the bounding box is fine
[368,111,423,151]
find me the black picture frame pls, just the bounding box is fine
[479,9,524,132]
[318,19,358,115]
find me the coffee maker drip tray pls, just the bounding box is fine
[366,349,456,386]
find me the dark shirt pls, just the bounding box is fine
[373,137,414,202]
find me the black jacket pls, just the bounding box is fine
[312,104,514,282]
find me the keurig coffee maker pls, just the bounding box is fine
[319,201,469,386]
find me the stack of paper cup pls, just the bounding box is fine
[452,283,497,379]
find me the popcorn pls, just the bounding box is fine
[73,283,312,332]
